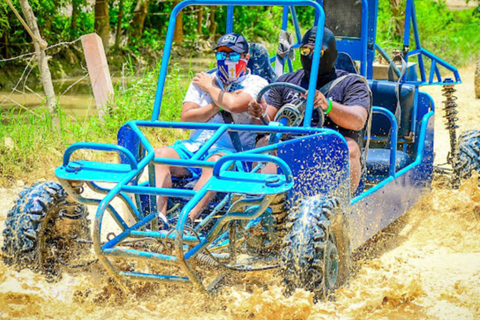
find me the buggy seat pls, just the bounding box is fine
[365,80,416,180]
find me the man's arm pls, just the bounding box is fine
[181,102,219,123]
[306,90,368,131]
[192,72,252,113]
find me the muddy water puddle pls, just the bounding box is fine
[0,65,480,319]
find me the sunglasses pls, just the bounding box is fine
[216,51,242,62]
[299,46,325,57]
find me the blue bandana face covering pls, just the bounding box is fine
[217,58,248,84]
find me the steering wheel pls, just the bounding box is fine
[255,82,325,128]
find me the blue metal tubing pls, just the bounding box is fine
[151,0,325,122]
[121,184,196,198]
[154,157,216,169]
[117,271,190,284]
[372,107,398,177]
[191,125,228,160]
[407,48,461,84]
[134,120,323,135]
[352,111,433,205]
[63,142,138,169]
[358,0,369,76]
[87,181,144,223]
[126,121,155,154]
[102,212,156,249]
[226,5,234,33]
[105,248,178,265]
[184,196,274,260]
[130,230,202,245]
[213,153,294,183]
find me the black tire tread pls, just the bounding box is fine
[457,130,480,180]
[281,196,348,299]
[2,181,90,277]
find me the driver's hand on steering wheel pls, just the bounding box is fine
[248,98,268,118]
[303,90,329,111]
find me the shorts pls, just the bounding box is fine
[171,140,236,179]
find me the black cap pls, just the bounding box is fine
[214,33,249,53]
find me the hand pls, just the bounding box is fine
[192,72,215,91]
[248,98,268,118]
[303,90,329,111]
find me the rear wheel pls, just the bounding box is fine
[457,130,480,180]
[2,182,91,279]
[281,196,350,300]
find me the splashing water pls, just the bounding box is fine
[1,66,480,319]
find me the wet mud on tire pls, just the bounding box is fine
[1,181,91,279]
[281,196,350,300]
[457,130,480,180]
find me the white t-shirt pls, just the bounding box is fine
[181,71,268,152]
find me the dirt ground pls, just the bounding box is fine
[0,65,479,319]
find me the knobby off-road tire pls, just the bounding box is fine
[457,130,480,180]
[475,57,480,99]
[281,196,351,300]
[2,182,91,279]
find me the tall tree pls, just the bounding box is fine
[71,0,82,39]
[197,6,203,35]
[172,1,183,44]
[129,0,151,42]
[11,0,58,126]
[115,0,125,48]
[94,0,110,50]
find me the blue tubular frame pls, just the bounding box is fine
[54,0,457,292]
[402,0,460,85]
[152,0,326,127]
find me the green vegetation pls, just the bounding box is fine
[1,0,479,186]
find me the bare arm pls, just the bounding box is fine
[181,101,219,123]
[306,90,368,131]
[192,72,253,113]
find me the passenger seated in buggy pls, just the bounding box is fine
[249,27,371,192]
[154,33,268,226]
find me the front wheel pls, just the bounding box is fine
[281,196,350,300]
[2,182,91,279]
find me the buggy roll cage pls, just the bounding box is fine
[152,0,461,126]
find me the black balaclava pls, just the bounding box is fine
[300,27,338,88]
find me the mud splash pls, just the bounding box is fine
[1,65,479,319]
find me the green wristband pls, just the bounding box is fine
[219,107,223,112]
[325,98,333,114]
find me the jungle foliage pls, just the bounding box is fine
[0,0,479,186]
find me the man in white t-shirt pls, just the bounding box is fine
[155,33,268,226]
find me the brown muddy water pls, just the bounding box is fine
[0,65,479,319]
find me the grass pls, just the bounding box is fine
[1,1,478,186]
[0,60,190,187]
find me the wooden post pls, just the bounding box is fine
[81,33,114,120]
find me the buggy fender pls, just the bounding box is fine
[276,129,351,207]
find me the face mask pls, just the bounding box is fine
[217,58,248,83]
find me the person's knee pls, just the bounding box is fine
[346,139,361,161]
[155,147,178,158]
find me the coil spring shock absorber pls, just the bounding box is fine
[442,78,460,187]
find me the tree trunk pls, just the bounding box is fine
[172,1,183,45]
[18,0,58,127]
[115,0,125,48]
[129,0,151,42]
[208,6,217,39]
[3,31,9,59]
[71,0,80,39]
[94,0,110,51]
[197,6,204,35]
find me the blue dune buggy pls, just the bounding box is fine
[3,0,477,298]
